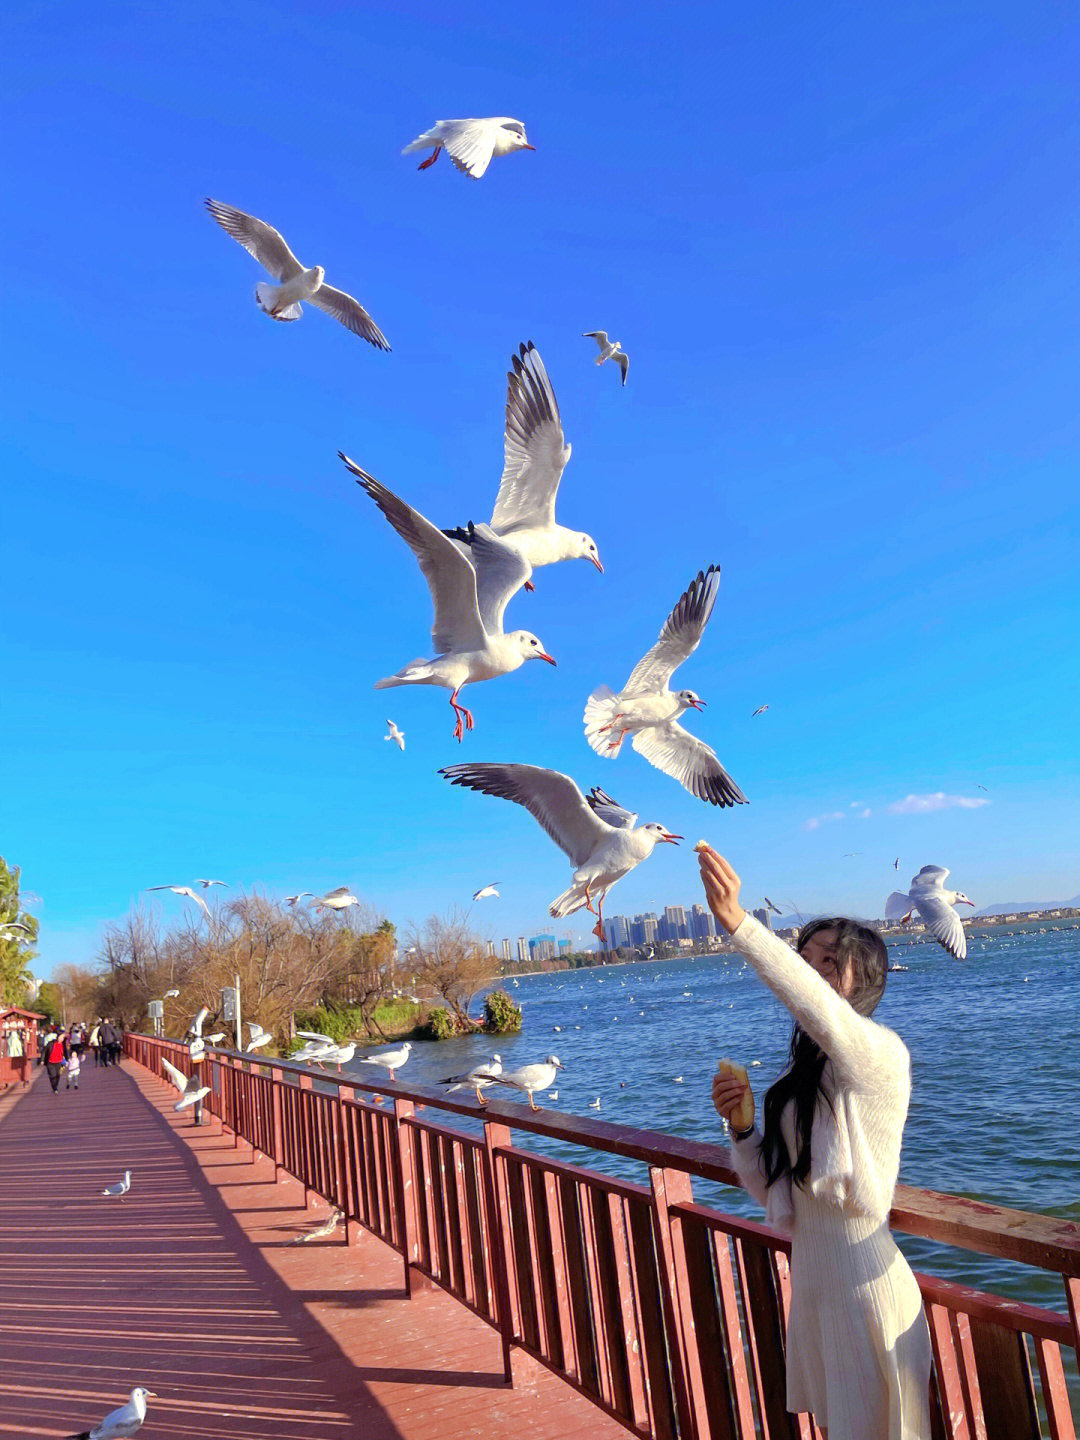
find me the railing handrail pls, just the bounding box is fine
[134,1033,1080,1278]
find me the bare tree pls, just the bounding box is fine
[406,913,494,1030]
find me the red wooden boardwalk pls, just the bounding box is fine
[0,1061,628,1440]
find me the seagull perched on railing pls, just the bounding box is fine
[440,763,680,940]
[441,1054,503,1104]
[161,1057,211,1112]
[64,1385,156,1440]
[146,884,211,917]
[342,457,557,742]
[205,199,390,348]
[583,566,747,807]
[402,117,535,178]
[486,1056,563,1111]
[359,1041,411,1080]
[583,331,629,385]
[441,343,603,595]
[885,865,975,960]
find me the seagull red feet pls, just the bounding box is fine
[417,146,442,170]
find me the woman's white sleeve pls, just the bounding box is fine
[729,1128,770,1207]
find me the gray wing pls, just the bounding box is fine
[911,865,950,891]
[308,284,391,350]
[615,351,629,385]
[631,722,748,807]
[441,763,611,865]
[585,786,638,829]
[623,566,721,694]
[341,455,486,654]
[916,893,967,959]
[204,199,303,280]
[465,523,531,633]
[584,331,609,349]
[490,343,571,533]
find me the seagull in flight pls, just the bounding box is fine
[146,885,211,917]
[402,117,534,178]
[0,920,33,937]
[440,763,681,939]
[311,886,359,911]
[486,1055,563,1111]
[246,1022,272,1052]
[472,882,500,900]
[161,1057,211,1112]
[976,784,989,792]
[751,704,769,717]
[195,878,229,889]
[64,1386,155,1440]
[385,720,405,751]
[762,897,783,915]
[285,892,314,907]
[205,199,390,348]
[442,342,603,594]
[583,331,629,385]
[583,566,747,806]
[885,865,975,959]
[894,857,901,870]
[342,457,556,742]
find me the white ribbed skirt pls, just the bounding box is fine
[786,1191,932,1439]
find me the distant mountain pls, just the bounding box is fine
[973,897,1079,917]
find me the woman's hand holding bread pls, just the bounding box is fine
[713,1059,755,1135]
[694,841,746,934]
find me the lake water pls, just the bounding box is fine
[341,920,1080,1317]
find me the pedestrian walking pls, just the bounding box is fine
[42,1028,69,1094]
[98,1019,119,1067]
[109,1020,124,1067]
[65,1046,81,1090]
[89,1021,103,1065]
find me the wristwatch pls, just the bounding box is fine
[730,1122,755,1142]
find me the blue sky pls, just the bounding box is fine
[5,1,1079,976]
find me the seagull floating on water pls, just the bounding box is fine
[472,882,500,900]
[64,1386,156,1440]
[885,865,975,960]
[101,1171,131,1200]
[584,566,747,806]
[442,343,602,595]
[487,1055,563,1110]
[343,458,556,742]
[161,1057,211,1112]
[441,1054,503,1103]
[360,1041,412,1080]
[385,720,405,751]
[440,763,680,939]
[403,117,534,178]
[205,199,390,348]
[583,331,629,385]
[146,884,211,917]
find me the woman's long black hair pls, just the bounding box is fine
[759,917,888,1188]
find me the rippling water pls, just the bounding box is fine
[342,920,1080,1314]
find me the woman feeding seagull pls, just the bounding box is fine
[342,457,556,741]
[584,565,747,806]
[440,763,680,939]
[697,842,931,1440]
[403,117,535,178]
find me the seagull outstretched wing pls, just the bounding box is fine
[631,722,747,807]
[205,199,303,280]
[491,343,571,534]
[441,763,611,866]
[623,566,721,695]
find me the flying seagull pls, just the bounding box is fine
[402,117,534,178]
[195,878,229,889]
[976,784,989,792]
[205,199,390,348]
[440,763,680,939]
[161,1057,211,1112]
[0,920,33,937]
[442,342,603,594]
[285,892,314,907]
[583,566,747,806]
[146,885,210,917]
[342,457,556,741]
[762,896,782,915]
[246,1022,272,1053]
[441,1054,503,1104]
[751,705,769,717]
[583,331,629,385]
[894,857,900,870]
[385,720,405,751]
[64,1386,156,1440]
[472,882,500,900]
[101,1171,131,1200]
[359,1041,412,1080]
[311,886,360,912]
[885,865,975,960]
[486,1055,564,1111]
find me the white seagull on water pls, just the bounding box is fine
[341,458,557,742]
[161,1057,211,1112]
[486,1055,563,1111]
[583,331,629,385]
[385,720,406,751]
[885,865,975,960]
[442,342,603,594]
[64,1386,156,1440]
[440,763,681,939]
[359,1041,412,1080]
[205,199,390,348]
[146,884,211,917]
[584,566,747,806]
[403,117,534,178]
[472,882,500,900]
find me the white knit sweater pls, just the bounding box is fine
[727,915,911,1231]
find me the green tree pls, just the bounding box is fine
[35,980,63,1024]
[0,857,39,1005]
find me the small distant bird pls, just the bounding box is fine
[293,1208,344,1244]
[472,882,500,900]
[101,1171,131,1200]
[672,1076,684,1084]
[359,1041,412,1080]
[385,720,405,751]
[440,763,680,940]
[161,1057,210,1112]
[403,117,534,178]
[0,919,33,937]
[751,705,769,717]
[441,1054,503,1104]
[842,853,863,858]
[246,1022,272,1053]
[285,892,314,907]
[894,857,900,870]
[584,566,747,806]
[195,878,229,889]
[64,1386,155,1440]
[547,1089,559,1100]
[487,1056,564,1111]
[588,1097,601,1110]
[204,199,390,348]
[146,885,210,917]
[311,887,360,912]
[976,784,989,792]
[204,1032,225,1045]
[762,897,783,916]
[583,331,629,385]
[885,865,975,960]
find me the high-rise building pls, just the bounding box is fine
[486,939,496,957]
[558,938,570,953]
[752,907,772,930]
[501,938,513,961]
[516,936,529,963]
[664,905,689,940]
[529,933,557,962]
[604,913,631,948]
[690,903,716,940]
[633,912,659,945]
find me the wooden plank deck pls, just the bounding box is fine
[0,1061,630,1440]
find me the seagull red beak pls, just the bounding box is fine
[958,899,976,907]
[688,697,707,710]
[589,555,604,573]
[659,832,683,844]
[523,144,536,151]
[538,651,557,665]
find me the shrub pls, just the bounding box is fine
[293,1006,358,1045]
[483,988,522,1034]
[422,1006,459,1040]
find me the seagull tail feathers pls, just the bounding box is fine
[401,131,436,155]
[583,685,621,757]
[374,658,435,689]
[255,281,301,321]
[884,891,911,920]
[549,882,589,919]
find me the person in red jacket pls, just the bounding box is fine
[42,1028,70,1094]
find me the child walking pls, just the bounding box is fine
[65,1046,81,1090]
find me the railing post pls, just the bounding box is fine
[392,1097,422,1295]
[650,1165,703,1440]
[483,1119,517,1386]
[298,1072,314,1208]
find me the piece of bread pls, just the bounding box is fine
[694,840,710,853]
[715,1058,754,1133]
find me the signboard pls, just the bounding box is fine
[147,1000,164,1019]
[220,987,237,1021]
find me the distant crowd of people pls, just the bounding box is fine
[37,1019,124,1092]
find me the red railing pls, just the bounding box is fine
[126,1034,1080,1438]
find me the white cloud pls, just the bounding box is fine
[887,792,990,815]
[804,810,846,831]
[858,808,872,819]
